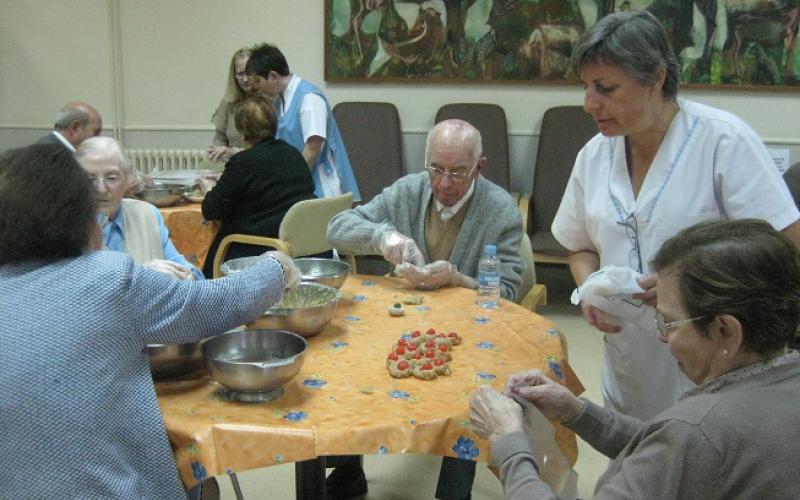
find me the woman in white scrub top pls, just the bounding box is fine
[552,10,800,420]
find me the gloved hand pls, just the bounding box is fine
[195,173,221,194]
[374,230,424,266]
[263,251,301,289]
[206,146,241,162]
[469,386,524,444]
[394,260,471,290]
[143,259,194,280]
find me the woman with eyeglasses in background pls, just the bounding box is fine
[551,10,800,422]
[207,47,253,163]
[471,218,800,499]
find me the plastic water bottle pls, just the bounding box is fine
[477,244,501,309]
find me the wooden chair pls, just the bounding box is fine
[211,193,353,278]
[517,233,547,310]
[528,106,598,265]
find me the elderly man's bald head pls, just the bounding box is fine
[54,101,103,148]
[424,119,483,167]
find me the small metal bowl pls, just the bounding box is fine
[202,329,307,403]
[247,283,339,337]
[148,341,205,380]
[219,256,263,276]
[137,182,184,207]
[293,258,350,289]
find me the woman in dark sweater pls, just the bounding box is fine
[201,93,316,277]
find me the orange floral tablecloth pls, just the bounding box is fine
[156,275,583,488]
[158,203,219,270]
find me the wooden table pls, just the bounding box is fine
[158,202,219,270]
[156,275,582,495]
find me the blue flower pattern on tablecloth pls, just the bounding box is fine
[548,360,564,380]
[343,315,361,323]
[191,461,207,482]
[389,390,410,400]
[361,280,376,287]
[546,327,558,336]
[352,294,367,302]
[378,445,388,454]
[476,372,496,381]
[303,379,327,388]
[473,316,491,324]
[476,341,495,350]
[329,341,348,350]
[452,436,480,460]
[284,411,308,422]
[399,333,413,342]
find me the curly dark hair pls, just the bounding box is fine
[652,219,800,355]
[0,144,97,265]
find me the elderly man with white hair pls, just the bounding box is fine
[75,136,203,280]
[326,118,523,500]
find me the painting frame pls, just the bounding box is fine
[324,0,800,91]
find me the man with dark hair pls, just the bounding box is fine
[37,101,103,151]
[245,43,360,202]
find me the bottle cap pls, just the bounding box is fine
[484,244,497,255]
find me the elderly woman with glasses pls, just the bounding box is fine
[75,136,203,280]
[0,144,298,498]
[551,10,800,421]
[471,219,800,499]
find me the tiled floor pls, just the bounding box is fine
[218,266,607,499]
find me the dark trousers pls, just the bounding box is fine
[435,456,476,500]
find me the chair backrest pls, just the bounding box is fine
[332,102,403,203]
[280,192,354,256]
[783,162,800,209]
[529,106,598,235]
[434,103,510,191]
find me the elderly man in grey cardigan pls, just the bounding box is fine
[328,118,523,301]
[326,119,523,500]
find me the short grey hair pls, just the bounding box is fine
[54,106,90,131]
[424,119,483,167]
[74,136,131,176]
[571,10,681,100]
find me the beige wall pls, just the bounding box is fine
[2,0,799,190]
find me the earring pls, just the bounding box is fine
[722,349,729,357]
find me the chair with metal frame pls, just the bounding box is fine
[211,193,353,278]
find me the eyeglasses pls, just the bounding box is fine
[616,212,642,273]
[425,164,476,182]
[654,312,708,337]
[88,173,124,187]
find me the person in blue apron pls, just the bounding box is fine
[246,43,360,203]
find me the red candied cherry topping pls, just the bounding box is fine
[422,363,433,370]
[434,358,445,366]
[411,330,421,338]
[412,352,422,360]
[426,328,436,335]
[397,360,410,370]
[425,350,436,358]
[425,340,436,348]
[396,346,406,355]
[438,344,449,352]
[447,331,459,338]
[387,352,399,361]
[437,333,446,338]
[407,343,417,351]
[397,338,408,346]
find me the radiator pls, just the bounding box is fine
[125,149,208,174]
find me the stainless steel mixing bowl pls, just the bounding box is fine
[247,283,339,337]
[147,341,205,380]
[293,258,350,289]
[202,329,307,402]
[137,182,184,207]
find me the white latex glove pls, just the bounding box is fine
[143,259,194,281]
[374,230,424,266]
[504,369,585,423]
[470,386,524,444]
[263,251,300,289]
[206,146,240,162]
[195,173,220,194]
[394,260,459,290]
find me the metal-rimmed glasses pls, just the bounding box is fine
[616,212,642,273]
[424,163,476,183]
[88,173,125,188]
[654,312,709,337]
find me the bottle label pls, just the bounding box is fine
[478,272,500,288]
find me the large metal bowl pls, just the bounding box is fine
[293,258,350,289]
[202,329,307,402]
[137,182,184,207]
[247,283,339,337]
[147,341,205,380]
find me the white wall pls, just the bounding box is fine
[2,0,799,192]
